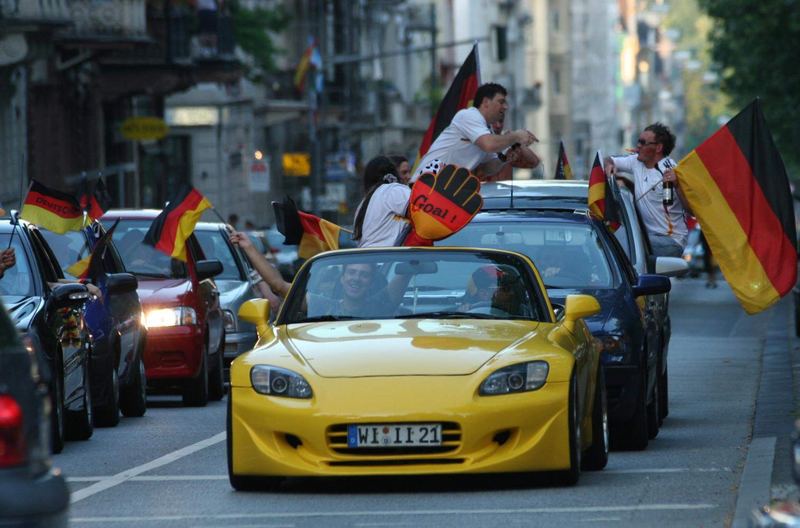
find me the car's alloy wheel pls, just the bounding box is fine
[227,394,282,491]
[582,366,609,471]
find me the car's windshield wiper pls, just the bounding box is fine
[297,315,360,323]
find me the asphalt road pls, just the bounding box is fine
[56,276,771,528]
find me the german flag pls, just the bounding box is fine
[66,220,119,279]
[587,151,620,231]
[675,99,797,314]
[554,141,573,180]
[20,180,85,234]
[143,185,212,261]
[78,177,112,222]
[415,45,480,166]
[273,197,353,260]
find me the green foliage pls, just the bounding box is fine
[228,1,289,78]
[699,0,800,175]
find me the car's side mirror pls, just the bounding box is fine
[106,272,138,295]
[196,259,223,280]
[238,298,271,338]
[633,274,671,297]
[654,256,689,277]
[563,294,600,331]
[48,283,91,306]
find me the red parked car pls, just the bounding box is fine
[101,210,225,407]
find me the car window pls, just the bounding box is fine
[280,250,547,324]
[443,220,614,289]
[0,233,35,297]
[111,220,188,278]
[28,229,63,282]
[603,225,637,285]
[194,229,244,280]
[40,228,91,279]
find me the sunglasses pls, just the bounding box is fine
[637,139,658,146]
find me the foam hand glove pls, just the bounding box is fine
[402,164,482,246]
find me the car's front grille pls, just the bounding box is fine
[326,422,462,456]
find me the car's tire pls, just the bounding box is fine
[50,351,65,454]
[658,362,669,423]
[209,332,226,401]
[94,353,120,427]
[183,343,208,407]
[647,368,660,440]
[553,372,580,486]
[582,366,609,471]
[614,364,649,451]
[120,354,147,418]
[227,395,282,491]
[66,351,94,441]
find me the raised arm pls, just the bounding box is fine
[229,230,292,298]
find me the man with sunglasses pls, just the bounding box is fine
[604,122,689,257]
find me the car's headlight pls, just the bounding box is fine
[598,333,631,364]
[223,309,236,333]
[479,361,549,396]
[250,365,312,399]
[144,307,197,328]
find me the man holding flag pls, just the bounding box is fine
[412,83,539,183]
[604,122,689,257]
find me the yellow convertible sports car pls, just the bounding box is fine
[228,247,607,489]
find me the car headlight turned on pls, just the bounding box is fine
[144,307,197,328]
[479,361,549,396]
[598,334,631,364]
[223,309,237,333]
[250,365,312,399]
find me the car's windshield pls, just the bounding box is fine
[280,250,545,324]
[40,228,91,280]
[442,221,614,289]
[0,234,35,297]
[195,228,241,280]
[111,220,187,278]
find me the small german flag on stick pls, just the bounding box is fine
[143,185,212,261]
[675,99,797,314]
[20,180,85,234]
[587,151,620,231]
[66,220,120,279]
[273,197,353,260]
[554,141,573,180]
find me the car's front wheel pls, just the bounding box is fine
[553,372,580,486]
[613,363,649,451]
[120,353,147,418]
[582,365,609,471]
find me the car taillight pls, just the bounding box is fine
[0,394,26,467]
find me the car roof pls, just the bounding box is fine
[469,208,595,226]
[195,221,226,230]
[0,217,34,233]
[481,180,589,211]
[102,209,163,220]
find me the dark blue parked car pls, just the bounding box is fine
[42,224,148,427]
[443,208,671,450]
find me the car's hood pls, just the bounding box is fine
[547,287,620,333]
[2,296,44,331]
[136,279,192,306]
[278,319,543,377]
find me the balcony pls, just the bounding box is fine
[57,0,147,42]
[0,0,70,26]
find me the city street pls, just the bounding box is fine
[55,276,783,528]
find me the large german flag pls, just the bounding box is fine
[587,151,620,231]
[415,45,480,166]
[554,141,573,180]
[273,197,353,260]
[20,180,85,234]
[675,99,797,314]
[143,185,211,261]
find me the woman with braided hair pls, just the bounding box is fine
[352,155,412,248]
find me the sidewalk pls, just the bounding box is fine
[731,293,798,527]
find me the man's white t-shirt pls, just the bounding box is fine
[356,183,411,247]
[412,107,497,182]
[611,154,688,247]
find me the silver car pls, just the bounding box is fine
[194,223,258,364]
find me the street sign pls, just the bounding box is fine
[283,153,311,177]
[248,158,270,192]
[120,117,169,141]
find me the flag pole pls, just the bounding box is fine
[210,207,233,232]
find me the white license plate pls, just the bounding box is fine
[347,423,442,448]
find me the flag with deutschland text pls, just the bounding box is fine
[675,99,796,314]
[587,151,620,231]
[144,185,212,261]
[21,180,85,234]
[416,45,480,166]
[554,141,573,180]
[273,197,353,260]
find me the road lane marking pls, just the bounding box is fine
[603,467,732,474]
[69,432,225,503]
[71,504,717,523]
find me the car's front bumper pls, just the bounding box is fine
[229,376,572,478]
[0,467,69,527]
[143,326,204,380]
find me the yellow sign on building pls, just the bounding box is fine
[120,117,169,141]
[283,152,311,177]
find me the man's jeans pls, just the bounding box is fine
[650,234,684,257]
